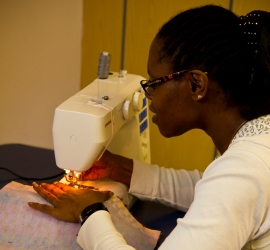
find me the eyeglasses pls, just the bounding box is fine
[140,69,189,97]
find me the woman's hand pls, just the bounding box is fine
[28,182,112,223]
[83,150,133,186]
[83,150,114,180]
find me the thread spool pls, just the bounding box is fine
[97,52,111,79]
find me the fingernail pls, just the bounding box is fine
[33,182,39,187]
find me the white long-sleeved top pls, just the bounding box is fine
[77,115,270,250]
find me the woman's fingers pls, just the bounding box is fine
[32,182,59,205]
[53,181,74,192]
[28,201,78,223]
[28,202,54,215]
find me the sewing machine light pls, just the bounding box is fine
[74,171,81,176]
[64,169,81,185]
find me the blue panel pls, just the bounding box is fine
[140,119,148,134]
[139,109,147,122]
[143,97,147,107]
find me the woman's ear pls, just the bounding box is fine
[188,70,208,101]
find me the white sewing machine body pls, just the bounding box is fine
[52,72,151,174]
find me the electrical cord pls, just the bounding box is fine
[0,167,64,182]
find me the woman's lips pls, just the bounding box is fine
[149,106,157,123]
[149,105,158,123]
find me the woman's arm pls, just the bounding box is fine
[83,150,133,186]
[130,160,202,211]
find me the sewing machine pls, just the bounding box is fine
[52,71,151,185]
[0,75,181,247]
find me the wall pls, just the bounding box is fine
[232,0,270,15]
[81,1,123,88]
[0,0,82,149]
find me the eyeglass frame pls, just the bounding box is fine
[140,69,189,97]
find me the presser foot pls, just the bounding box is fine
[64,170,96,189]
[64,170,81,186]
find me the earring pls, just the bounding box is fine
[198,95,202,100]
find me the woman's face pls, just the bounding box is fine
[146,39,199,137]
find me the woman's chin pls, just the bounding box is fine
[152,114,177,138]
[157,126,174,138]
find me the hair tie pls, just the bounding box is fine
[239,11,265,49]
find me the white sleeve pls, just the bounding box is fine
[129,160,202,211]
[77,210,135,250]
[77,149,270,249]
[158,152,270,250]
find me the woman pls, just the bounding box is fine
[29,5,270,250]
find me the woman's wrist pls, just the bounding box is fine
[96,150,134,186]
[79,202,108,225]
[109,153,133,186]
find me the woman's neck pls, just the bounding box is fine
[204,110,247,155]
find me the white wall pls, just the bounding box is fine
[0,0,82,149]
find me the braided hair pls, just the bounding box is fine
[155,5,270,120]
